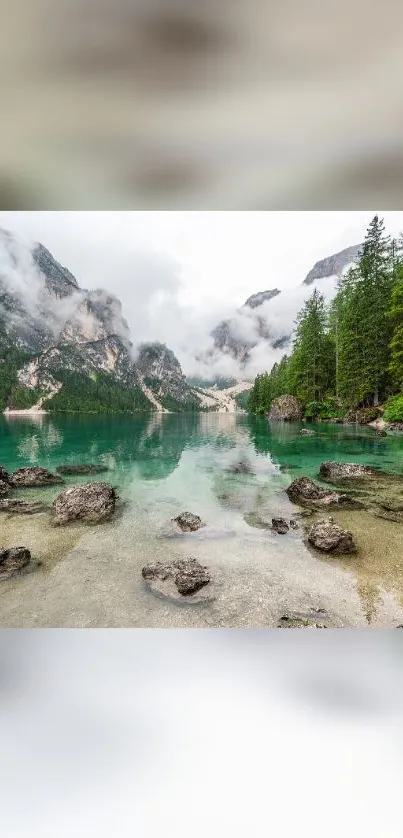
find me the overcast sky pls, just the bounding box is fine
[1,211,403,377]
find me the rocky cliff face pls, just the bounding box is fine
[302,243,361,286]
[0,228,199,412]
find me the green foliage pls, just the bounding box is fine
[287,288,335,404]
[159,393,200,412]
[388,268,403,388]
[248,215,403,417]
[0,336,33,411]
[234,389,252,410]
[336,215,395,406]
[42,369,152,413]
[304,399,340,420]
[7,386,43,410]
[383,395,403,422]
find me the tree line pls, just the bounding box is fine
[248,215,403,421]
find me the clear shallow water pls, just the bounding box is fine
[0,412,403,627]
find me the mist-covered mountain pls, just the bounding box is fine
[0,228,200,412]
[195,242,362,382]
[302,243,362,286]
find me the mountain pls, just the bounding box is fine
[203,243,362,379]
[302,243,362,285]
[0,228,200,413]
[209,287,282,366]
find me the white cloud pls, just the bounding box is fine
[1,212,403,378]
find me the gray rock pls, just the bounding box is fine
[268,395,303,422]
[52,482,117,525]
[9,467,64,487]
[0,499,47,514]
[319,461,376,481]
[300,428,316,436]
[289,519,299,530]
[286,476,358,508]
[307,518,356,554]
[172,512,206,532]
[142,558,211,596]
[0,547,31,576]
[0,466,10,497]
[271,517,289,534]
[56,464,109,475]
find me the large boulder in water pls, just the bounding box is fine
[52,482,117,525]
[307,518,356,554]
[142,557,211,597]
[286,476,359,508]
[268,395,303,422]
[0,546,31,576]
[9,467,64,487]
[319,461,376,481]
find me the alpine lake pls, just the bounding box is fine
[1,411,403,627]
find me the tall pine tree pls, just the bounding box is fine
[336,215,394,406]
[287,288,334,404]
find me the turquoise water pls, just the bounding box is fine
[1,413,402,488]
[1,412,403,627]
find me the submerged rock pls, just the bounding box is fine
[268,395,303,422]
[286,476,358,508]
[0,499,47,515]
[52,482,117,525]
[319,461,377,481]
[271,517,289,534]
[142,558,211,597]
[226,458,253,474]
[172,512,206,532]
[0,546,31,576]
[307,518,356,554]
[277,609,330,628]
[243,512,271,530]
[9,467,64,487]
[344,407,381,425]
[385,422,403,432]
[300,428,316,436]
[56,464,109,476]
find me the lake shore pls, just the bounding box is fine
[0,413,402,627]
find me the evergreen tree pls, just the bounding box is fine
[287,288,334,404]
[336,215,394,406]
[389,266,403,390]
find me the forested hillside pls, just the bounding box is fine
[248,216,403,421]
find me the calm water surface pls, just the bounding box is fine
[0,412,402,627]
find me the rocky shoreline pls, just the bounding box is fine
[1,451,403,627]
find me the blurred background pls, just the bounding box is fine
[2,0,403,209]
[1,630,403,836]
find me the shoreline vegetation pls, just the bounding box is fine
[248,215,403,430]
